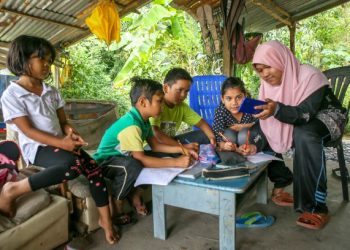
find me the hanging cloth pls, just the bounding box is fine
[85,0,121,45]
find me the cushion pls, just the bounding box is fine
[0,189,51,232]
[0,215,16,233]
[12,189,51,224]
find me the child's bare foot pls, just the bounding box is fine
[99,218,119,245]
[0,182,17,218]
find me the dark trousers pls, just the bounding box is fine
[224,123,293,189]
[293,119,330,214]
[101,156,143,200]
[30,146,108,207]
[175,130,210,144]
[101,152,182,200]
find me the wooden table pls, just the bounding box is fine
[152,162,269,250]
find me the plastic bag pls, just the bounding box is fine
[85,0,121,45]
[198,144,220,164]
[0,141,20,188]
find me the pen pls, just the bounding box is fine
[218,132,233,143]
[177,140,189,156]
[184,139,191,144]
[244,130,250,150]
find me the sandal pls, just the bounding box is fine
[271,190,294,207]
[296,212,329,230]
[113,213,132,225]
[236,211,275,228]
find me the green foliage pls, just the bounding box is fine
[61,2,350,133]
[237,3,350,133]
[61,2,211,116]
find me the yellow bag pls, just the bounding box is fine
[85,0,121,45]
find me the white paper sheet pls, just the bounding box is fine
[134,167,184,187]
[247,152,283,163]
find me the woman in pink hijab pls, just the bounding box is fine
[252,40,346,230]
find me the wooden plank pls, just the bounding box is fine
[255,168,268,204]
[251,0,292,27]
[223,26,232,76]
[266,0,290,18]
[0,41,10,48]
[119,0,152,17]
[0,7,87,31]
[162,183,220,214]
[289,22,296,54]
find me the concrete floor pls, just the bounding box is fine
[64,158,350,250]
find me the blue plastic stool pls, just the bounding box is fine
[189,75,227,128]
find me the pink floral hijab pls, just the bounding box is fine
[252,40,329,153]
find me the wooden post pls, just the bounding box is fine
[289,21,296,54]
[223,26,232,76]
[54,65,60,89]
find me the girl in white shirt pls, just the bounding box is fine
[0,35,118,245]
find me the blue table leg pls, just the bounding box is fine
[152,185,167,240]
[256,170,268,204]
[219,191,236,250]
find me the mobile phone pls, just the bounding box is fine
[238,98,267,114]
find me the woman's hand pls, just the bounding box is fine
[254,98,277,120]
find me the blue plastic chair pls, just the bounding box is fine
[189,75,227,127]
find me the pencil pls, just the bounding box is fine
[177,140,189,156]
[244,130,250,150]
[218,132,233,143]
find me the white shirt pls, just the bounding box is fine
[1,81,65,164]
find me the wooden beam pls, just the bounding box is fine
[292,0,350,22]
[223,26,232,76]
[289,22,296,54]
[119,0,151,17]
[0,7,87,31]
[266,0,290,18]
[251,0,292,27]
[0,41,10,48]
[0,48,8,55]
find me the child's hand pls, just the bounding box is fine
[219,141,237,151]
[184,142,199,152]
[209,137,216,146]
[61,129,86,154]
[236,144,257,156]
[230,124,243,131]
[176,155,192,168]
[187,149,199,160]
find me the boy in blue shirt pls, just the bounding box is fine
[149,68,216,151]
[94,77,197,222]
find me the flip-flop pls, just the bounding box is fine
[236,211,275,228]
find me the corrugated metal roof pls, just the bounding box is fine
[243,0,350,32]
[0,0,349,68]
[0,0,151,68]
